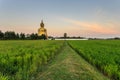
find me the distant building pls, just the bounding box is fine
[38,20,48,39]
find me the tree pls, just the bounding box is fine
[30,33,38,40]
[34,33,38,39]
[0,30,4,40]
[38,34,47,40]
[26,34,30,40]
[64,33,67,38]
[4,31,16,40]
[20,33,25,40]
[16,33,19,39]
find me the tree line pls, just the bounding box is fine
[0,30,47,40]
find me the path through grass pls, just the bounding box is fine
[35,43,109,80]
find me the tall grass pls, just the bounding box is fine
[69,40,120,80]
[0,40,64,80]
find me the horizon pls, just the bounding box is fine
[0,0,120,38]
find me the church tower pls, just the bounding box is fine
[38,20,48,39]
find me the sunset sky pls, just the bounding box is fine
[0,0,120,38]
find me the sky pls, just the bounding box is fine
[0,0,120,38]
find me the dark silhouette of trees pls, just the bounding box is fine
[38,34,47,40]
[26,34,30,40]
[64,33,67,38]
[16,33,19,39]
[4,31,16,40]
[114,37,120,40]
[20,33,25,40]
[30,33,38,40]
[0,30,55,40]
[0,30,4,40]
[0,30,49,40]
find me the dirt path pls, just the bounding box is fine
[35,43,109,80]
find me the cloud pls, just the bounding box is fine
[61,17,120,35]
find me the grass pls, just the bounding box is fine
[1,40,118,80]
[68,40,120,80]
[0,40,64,80]
[35,42,109,80]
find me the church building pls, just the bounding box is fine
[38,20,48,39]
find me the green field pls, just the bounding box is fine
[0,40,120,80]
[0,40,64,80]
[68,40,120,80]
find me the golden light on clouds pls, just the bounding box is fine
[61,17,120,36]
